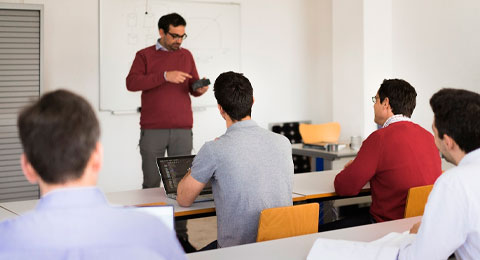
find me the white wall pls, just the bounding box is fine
[363,0,392,135]
[0,0,332,192]
[4,0,477,191]
[332,0,364,139]
[392,0,480,131]
[332,0,480,141]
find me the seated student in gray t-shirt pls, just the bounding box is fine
[177,71,294,249]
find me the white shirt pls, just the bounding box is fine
[383,114,412,128]
[398,148,480,260]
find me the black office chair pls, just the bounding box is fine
[271,122,311,173]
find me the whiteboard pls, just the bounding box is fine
[99,0,241,112]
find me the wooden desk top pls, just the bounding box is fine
[187,216,422,260]
[293,170,370,200]
[0,188,305,219]
[106,187,167,206]
[1,171,364,219]
[0,188,213,218]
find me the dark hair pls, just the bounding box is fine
[214,71,254,121]
[378,79,417,117]
[158,13,186,33]
[430,88,480,153]
[17,90,100,184]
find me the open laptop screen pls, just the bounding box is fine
[157,155,212,195]
[131,205,174,231]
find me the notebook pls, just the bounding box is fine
[156,155,214,203]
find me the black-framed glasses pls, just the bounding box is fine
[167,32,187,40]
[371,96,377,104]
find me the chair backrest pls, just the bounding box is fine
[299,122,341,144]
[256,203,319,242]
[404,184,434,218]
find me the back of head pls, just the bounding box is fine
[158,13,186,32]
[214,71,254,121]
[378,79,417,117]
[17,90,100,184]
[430,88,480,153]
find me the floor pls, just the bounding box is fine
[187,216,218,250]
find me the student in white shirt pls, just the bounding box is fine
[399,88,480,260]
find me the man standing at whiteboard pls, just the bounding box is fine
[126,13,208,252]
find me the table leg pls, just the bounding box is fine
[309,157,316,171]
[323,159,333,170]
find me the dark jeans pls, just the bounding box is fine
[139,129,193,188]
[318,210,376,232]
[139,129,193,240]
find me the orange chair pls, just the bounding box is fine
[404,184,434,218]
[256,203,319,242]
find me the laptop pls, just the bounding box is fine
[131,205,174,230]
[303,142,346,152]
[156,155,214,203]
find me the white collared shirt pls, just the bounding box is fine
[399,148,480,260]
[382,114,412,128]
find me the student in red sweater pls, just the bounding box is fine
[319,79,442,231]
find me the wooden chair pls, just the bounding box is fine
[299,122,341,144]
[404,184,434,218]
[256,203,319,242]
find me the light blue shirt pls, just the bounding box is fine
[156,38,168,51]
[0,187,186,260]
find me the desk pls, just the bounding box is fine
[0,188,217,220]
[293,170,370,223]
[1,172,362,221]
[187,216,421,260]
[293,170,370,201]
[0,206,16,221]
[0,188,307,221]
[292,143,357,170]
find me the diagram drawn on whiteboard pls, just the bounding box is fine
[100,0,241,112]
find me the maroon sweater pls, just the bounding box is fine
[126,46,200,129]
[334,121,442,222]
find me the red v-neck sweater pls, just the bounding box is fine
[334,121,442,222]
[126,45,200,129]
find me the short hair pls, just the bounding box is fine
[17,90,100,184]
[430,88,480,153]
[378,79,417,117]
[158,13,186,33]
[214,71,254,121]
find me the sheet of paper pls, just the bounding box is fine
[306,232,416,260]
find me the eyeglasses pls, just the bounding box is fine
[167,32,187,40]
[371,96,377,104]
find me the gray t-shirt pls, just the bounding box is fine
[191,120,293,248]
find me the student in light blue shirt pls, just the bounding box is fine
[0,90,186,260]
